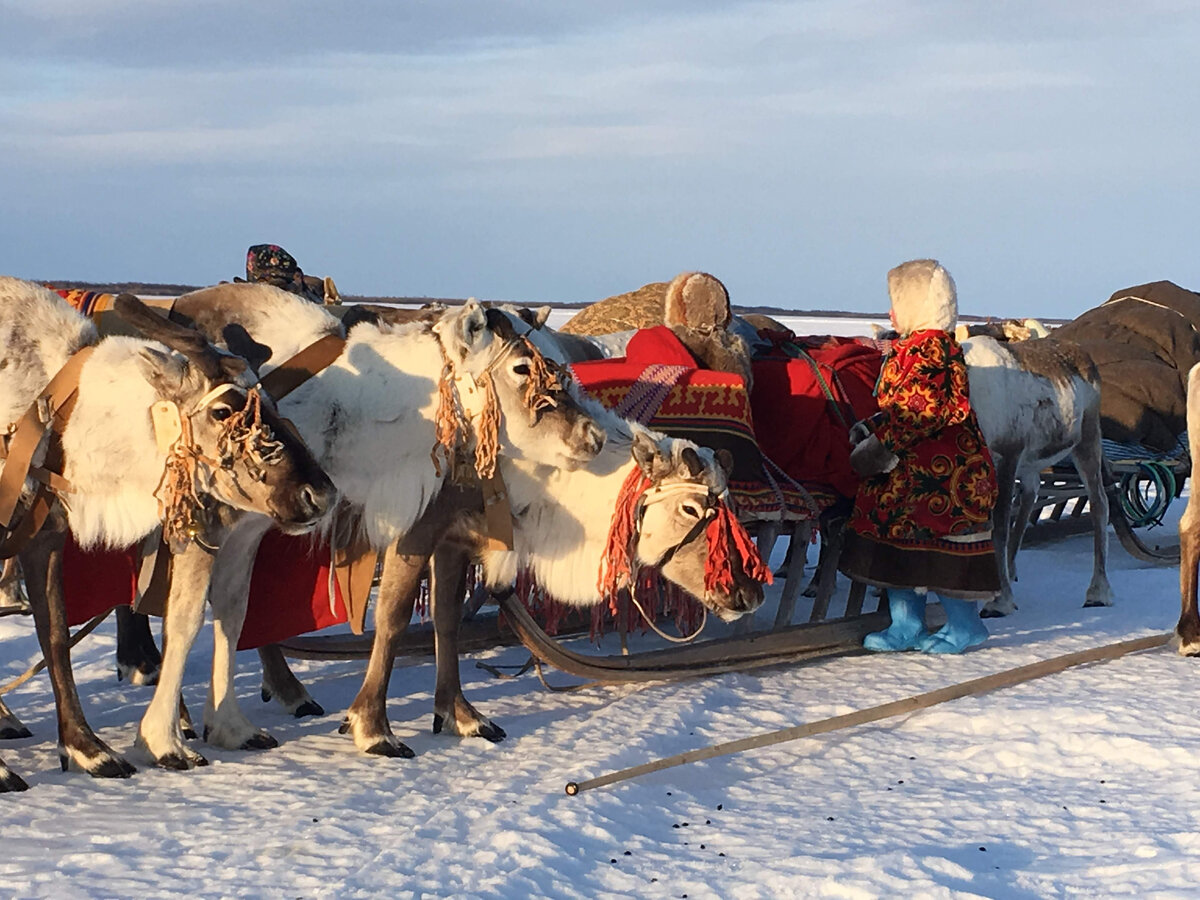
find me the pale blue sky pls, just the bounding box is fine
[2,1,1198,317]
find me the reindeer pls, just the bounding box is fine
[1175,363,1200,655]
[211,299,767,759]
[129,283,608,766]
[962,335,1113,617]
[0,277,334,790]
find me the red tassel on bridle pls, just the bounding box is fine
[597,466,653,611]
[704,504,774,594]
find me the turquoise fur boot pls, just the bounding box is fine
[863,588,930,652]
[918,596,988,654]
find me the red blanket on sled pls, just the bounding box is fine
[749,335,884,504]
[62,531,350,650]
[571,326,814,520]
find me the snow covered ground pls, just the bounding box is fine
[0,499,1192,899]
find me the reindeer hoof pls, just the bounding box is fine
[364,737,415,759]
[260,687,272,703]
[0,724,33,740]
[433,714,507,742]
[477,721,507,743]
[338,720,351,735]
[88,757,138,779]
[116,662,161,687]
[181,724,198,740]
[293,699,325,719]
[0,769,29,792]
[1082,598,1114,608]
[155,749,208,770]
[239,732,279,751]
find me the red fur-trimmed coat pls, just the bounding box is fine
[849,329,997,544]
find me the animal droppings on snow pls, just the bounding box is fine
[624,851,631,856]
[979,847,987,852]
[717,804,723,810]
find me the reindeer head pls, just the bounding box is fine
[115,295,335,544]
[431,301,605,475]
[620,430,766,622]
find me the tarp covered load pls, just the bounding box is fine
[1053,281,1200,452]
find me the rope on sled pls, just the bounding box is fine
[565,631,1173,795]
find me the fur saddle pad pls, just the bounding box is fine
[61,531,352,649]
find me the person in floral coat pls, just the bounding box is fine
[838,259,1000,654]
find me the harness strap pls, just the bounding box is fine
[259,333,347,401]
[0,346,96,558]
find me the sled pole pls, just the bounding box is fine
[565,631,1172,796]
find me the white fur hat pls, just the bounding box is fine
[887,259,957,335]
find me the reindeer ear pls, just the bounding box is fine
[680,446,706,478]
[221,323,273,373]
[632,430,669,481]
[533,306,551,328]
[135,345,188,402]
[460,300,489,351]
[714,448,734,477]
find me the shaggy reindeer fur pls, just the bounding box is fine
[963,335,1112,617]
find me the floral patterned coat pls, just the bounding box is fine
[849,329,997,545]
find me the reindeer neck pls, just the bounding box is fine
[279,325,449,549]
[498,431,640,606]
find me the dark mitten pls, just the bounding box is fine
[850,435,899,477]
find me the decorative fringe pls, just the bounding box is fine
[431,358,462,479]
[705,505,773,594]
[597,467,653,604]
[472,372,501,479]
[216,387,284,471]
[154,417,208,553]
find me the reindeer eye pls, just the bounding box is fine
[512,362,531,377]
[681,502,703,519]
[210,405,233,421]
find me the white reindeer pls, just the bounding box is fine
[134,283,608,766]
[0,277,334,790]
[963,335,1113,617]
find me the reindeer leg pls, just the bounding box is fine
[203,517,278,751]
[22,529,135,778]
[137,541,212,769]
[981,452,1019,618]
[341,542,421,758]
[1075,407,1114,608]
[1178,497,1200,654]
[115,606,162,685]
[258,644,324,718]
[431,542,504,742]
[0,695,32,740]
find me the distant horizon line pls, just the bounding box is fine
[35,279,1067,324]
